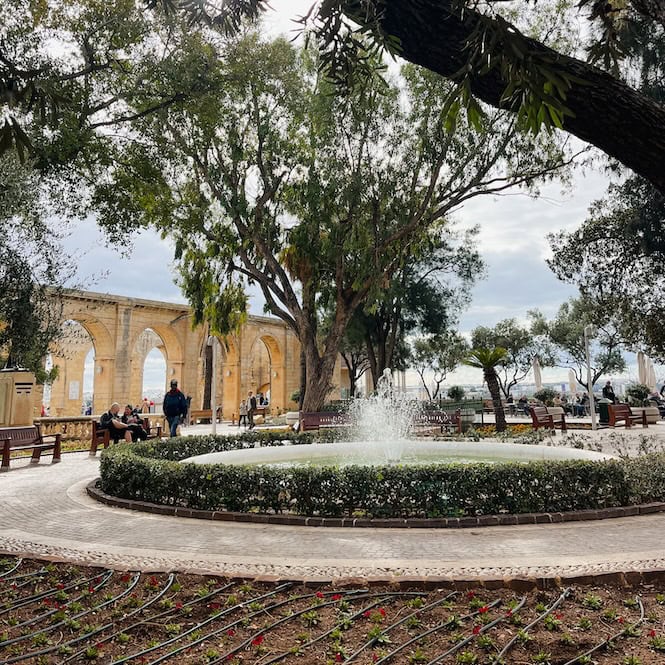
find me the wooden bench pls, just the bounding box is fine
[298,410,462,433]
[90,418,162,456]
[608,403,648,428]
[529,406,567,432]
[0,425,61,471]
[189,409,214,424]
[299,411,351,431]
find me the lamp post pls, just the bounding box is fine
[584,324,597,430]
[207,335,217,435]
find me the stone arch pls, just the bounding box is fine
[49,314,116,415]
[128,323,184,389]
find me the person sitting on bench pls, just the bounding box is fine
[121,404,149,441]
[99,403,132,443]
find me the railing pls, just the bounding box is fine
[35,415,167,440]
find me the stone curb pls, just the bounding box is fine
[86,480,665,529]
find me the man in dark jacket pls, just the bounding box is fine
[99,402,132,443]
[247,390,258,430]
[163,379,188,437]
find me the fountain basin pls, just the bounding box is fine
[182,440,615,467]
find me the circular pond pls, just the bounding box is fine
[181,440,616,467]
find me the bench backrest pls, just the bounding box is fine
[609,404,631,420]
[0,425,41,448]
[529,406,549,423]
[299,411,351,431]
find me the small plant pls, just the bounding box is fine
[84,646,99,660]
[164,623,181,635]
[367,625,391,645]
[406,597,425,609]
[248,601,263,611]
[456,652,477,664]
[302,610,320,627]
[577,617,593,630]
[532,652,552,664]
[625,383,650,407]
[408,647,428,662]
[516,629,532,644]
[204,648,220,662]
[406,615,422,629]
[582,594,603,609]
[603,608,618,620]
[650,635,665,651]
[477,635,496,650]
[117,633,131,644]
[622,657,642,665]
[623,597,639,608]
[543,614,562,631]
[559,633,576,646]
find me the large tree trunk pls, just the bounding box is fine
[484,367,507,432]
[364,0,665,194]
[202,343,212,410]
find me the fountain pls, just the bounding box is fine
[182,369,615,468]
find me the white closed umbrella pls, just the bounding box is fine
[637,351,647,385]
[532,356,543,391]
[568,369,577,395]
[647,359,657,392]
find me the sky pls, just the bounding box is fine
[61,1,659,392]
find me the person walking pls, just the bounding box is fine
[247,390,258,430]
[163,379,188,437]
[238,399,248,428]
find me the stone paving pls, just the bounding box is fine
[2,428,665,582]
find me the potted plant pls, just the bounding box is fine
[534,388,557,407]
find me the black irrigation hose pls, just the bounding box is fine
[0,570,110,616]
[0,559,23,580]
[213,592,409,665]
[496,587,571,661]
[563,596,645,665]
[426,596,527,665]
[0,571,139,648]
[373,598,503,664]
[261,592,425,665]
[118,582,295,665]
[62,573,198,664]
[344,592,459,663]
[2,573,176,665]
[0,568,48,596]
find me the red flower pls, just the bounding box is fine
[332,594,343,601]
[363,610,372,618]
[335,653,343,662]
[176,601,183,609]
[649,629,657,637]
[120,573,131,583]
[251,634,264,646]
[149,576,159,587]
[209,602,221,610]
[505,609,513,617]
[226,629,236,636]
[316,591,325,599]
[372,655,378,663]
[617,616,625,624]
[473,625,481,635]
[478,606,489,614]
[466,591,476,600]
[56,583,65,590]
[43,598,51,605]
[88,586,95,593]
[378,607,386,617]
[554,612,563,620]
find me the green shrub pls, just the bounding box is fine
[447,386,465,401]
[534,388,557,406]
[624,383,651,407]
[98,436,665,518]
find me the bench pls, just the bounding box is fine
[299,411,351,431]
[189,408,223,424]
[89,418,162,456]
[298,410,462,433]
[608,403,647,428]
[529,406,567,432]
[0,425,61,471]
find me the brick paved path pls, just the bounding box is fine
[1,453,665,581]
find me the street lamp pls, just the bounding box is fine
[207,335,217,435]
[584,325,597,430]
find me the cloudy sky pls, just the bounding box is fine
[63,2,656,391]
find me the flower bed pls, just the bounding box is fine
[98,434,665,519]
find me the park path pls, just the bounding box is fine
[1,452,665,581]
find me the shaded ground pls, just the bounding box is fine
[2,557,665,664]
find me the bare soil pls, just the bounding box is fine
[2,557,665,664]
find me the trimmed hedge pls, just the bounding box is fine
[98,434,665,519]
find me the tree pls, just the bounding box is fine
[471,318,554,399]
[349,221,482,388]
[529,297,627,392]
[464,347,508,432]
[547,176,665,359]
[128,0,665,195]
[0,154,64,380]
[410,332,469,401]
[92,34,573,411]
[337,319,370,398]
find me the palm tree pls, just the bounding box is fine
[465,347,508,433]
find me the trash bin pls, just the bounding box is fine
[460,408,476,432]
[597,399,611,425]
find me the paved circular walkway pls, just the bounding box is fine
[2,452,665,582]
